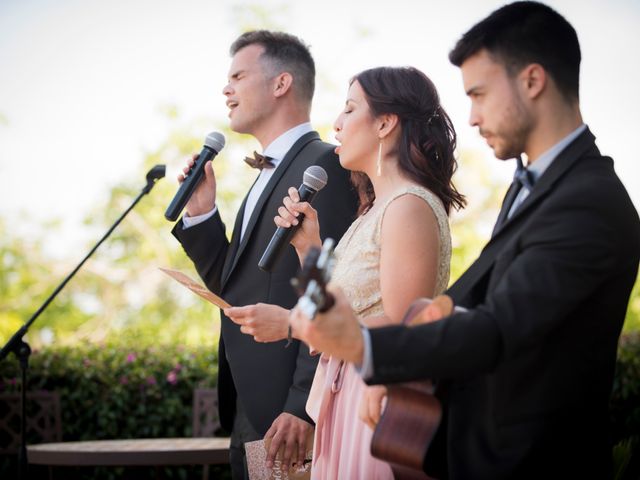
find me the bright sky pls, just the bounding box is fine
[1,0,639,254]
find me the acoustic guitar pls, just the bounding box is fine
[369,296,454,480]
[291,239,453,480]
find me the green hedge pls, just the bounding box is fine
[611,332,640,479]
[0,341,229,479]
[1,333,639,479]
[612,332,640,441]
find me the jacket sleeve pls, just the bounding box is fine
[367,169,640,384]
[171,209,230,294]
[282,341,319,423]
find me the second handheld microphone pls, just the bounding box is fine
[258,165,328,272]
[164,131,226,221]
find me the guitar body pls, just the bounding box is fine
[370,295,454,480]
[371,383,441,480]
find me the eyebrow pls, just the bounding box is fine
[229,69,246,79]
[465,85,482,96]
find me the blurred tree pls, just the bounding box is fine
[2,133,638,350]
[0,110,262,349]
[449,148,507,283]
[61,112,264,347]
[0,1,293,350]
[0,217,93,347]
[624,277,640,332]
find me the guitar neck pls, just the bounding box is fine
[297,280,334,320]
[293,238,336,320]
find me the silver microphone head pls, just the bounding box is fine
[204,131,225,152]
[303,165,328,192]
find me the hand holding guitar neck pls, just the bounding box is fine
[289,238,365,364]
[290,237,336,320]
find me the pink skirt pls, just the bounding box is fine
[306,354,393,480]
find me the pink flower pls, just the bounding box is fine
[146,376,157,386]
[126,353,136,363]
[83,358,91,367]
[166,371,178,385]
[119,376,128,385]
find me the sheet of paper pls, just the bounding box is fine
[159,267,232,309]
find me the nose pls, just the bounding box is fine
[333,114,342,132]
[222,83,232,97]
[468,104,480,127]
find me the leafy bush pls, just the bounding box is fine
[611,332,640,479]
[1,331,639,479]
[0,341,229,479]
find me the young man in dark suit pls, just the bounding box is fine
[172,31,357,479]
[289,3,640,479]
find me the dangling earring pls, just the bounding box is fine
[377,141,383,176]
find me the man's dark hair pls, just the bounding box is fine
[449,1,581,100]
[230,30,315,104]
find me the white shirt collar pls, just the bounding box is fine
[262,122,313,166]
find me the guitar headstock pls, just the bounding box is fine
[291,238,336,320]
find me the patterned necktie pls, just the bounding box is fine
[492,155,535,236]
[244,151,275,170]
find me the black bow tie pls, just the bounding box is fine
[514,156,534,190]
[244,151,275,170]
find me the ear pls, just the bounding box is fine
[377,113,399,139]
[520,63,546,100]
[273,72,293,98]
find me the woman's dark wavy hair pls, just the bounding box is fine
[350,66,465,216]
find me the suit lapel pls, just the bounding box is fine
[221,194,249,284]
[491,182,522,237]
[493,128,597,238]
[222,131,320,285]
[449,128,598,302]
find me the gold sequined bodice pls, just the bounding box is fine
[331,185,451,318]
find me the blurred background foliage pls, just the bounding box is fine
[1,105,638,480]
[1,116,637,350]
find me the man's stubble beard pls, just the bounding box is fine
[492,87,532,161]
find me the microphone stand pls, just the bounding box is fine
[0,165,166,480]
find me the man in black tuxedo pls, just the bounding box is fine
[172,31,357,479]
[289,3,640,479]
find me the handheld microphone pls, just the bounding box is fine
[164,132,226,221]
[258,165,328,272]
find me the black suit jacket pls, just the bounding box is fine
[367,128,640,479]
[173,131,357,435]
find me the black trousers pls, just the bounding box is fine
[229,399,262,480]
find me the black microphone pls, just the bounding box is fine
[258,165,328,272]
[164,132,226,221]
